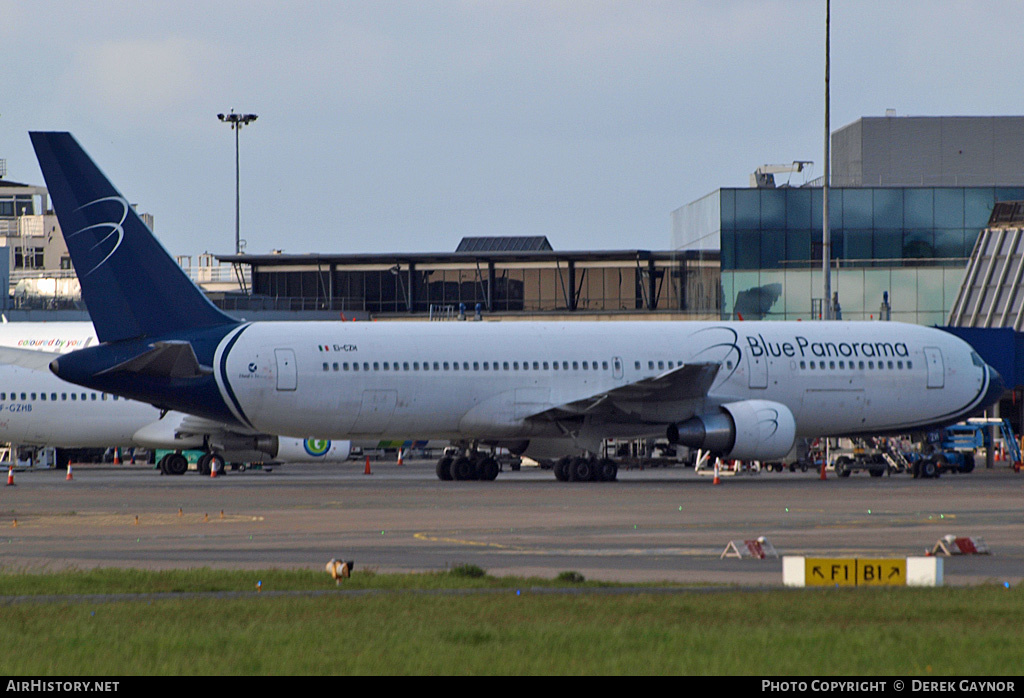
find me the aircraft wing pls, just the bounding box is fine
[523,362,720,422]
[0,345,64,371]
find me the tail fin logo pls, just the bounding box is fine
[70,196,128,276]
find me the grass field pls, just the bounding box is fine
[0,568,1020,675]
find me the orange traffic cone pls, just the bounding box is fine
[66,462,73,481]
[6,466,13,487]
[113,448,120,465]
[819,460,827,480]
[364,456,372,475]
[397,449,404,466]
[210,459,218,478]
[712,458,721,485]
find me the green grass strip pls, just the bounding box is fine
[0,569,1020,675]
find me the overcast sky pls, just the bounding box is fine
[2,1,1023,259]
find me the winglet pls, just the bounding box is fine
[30,132,237,343]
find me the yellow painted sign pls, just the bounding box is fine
[805,558,907,587]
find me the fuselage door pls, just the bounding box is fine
[275,348,297,391]
[612,356,624,380]
[748,352,768,389]
[924,346,944,389]
[352,390,398,434]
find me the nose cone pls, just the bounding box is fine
[982,365,1005,409]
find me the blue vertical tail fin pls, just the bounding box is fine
[30,132,237,343]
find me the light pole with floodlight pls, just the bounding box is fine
[217,110,258,255]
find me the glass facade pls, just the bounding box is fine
[709,186,1022,322]
[250,255,720,316]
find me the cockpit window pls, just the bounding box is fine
[971,352,985,368]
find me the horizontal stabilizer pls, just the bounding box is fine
[175,412,261,437]
[96,341,212,379]
[0,345,63,372]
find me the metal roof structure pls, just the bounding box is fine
[218,248,708,267]
[455,236,552,252]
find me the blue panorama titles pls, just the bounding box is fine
[746,334,911,360]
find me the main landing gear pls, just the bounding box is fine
[157,451,189,476]
[158,451,237,476]
[552,455,617,483]
[435,447,500,481]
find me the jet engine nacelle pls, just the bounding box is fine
[666,399,796,461]
[274,438,351,463]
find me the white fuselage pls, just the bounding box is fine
[215,319,991,441]
[0,364,155,447]
[0,323,151,446]
[0,323,351,461]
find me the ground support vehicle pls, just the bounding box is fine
[924,418,1022,475]
[829,437,907,478]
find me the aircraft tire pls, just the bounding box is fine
[478,457,499,481]
[436,456,454,481]
[553,457,571,482]
[157,454,170,475]
[165,453,188,476]
[451,456,474,481]
[571,457,594,482]
[598,458,618,482]
[197,453,211,476]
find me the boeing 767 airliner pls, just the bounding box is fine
[29,132,1004,482]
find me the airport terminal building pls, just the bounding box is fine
[673,116,1024,325]
[216,241,721,321]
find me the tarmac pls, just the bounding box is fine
[1,459,1021,586]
